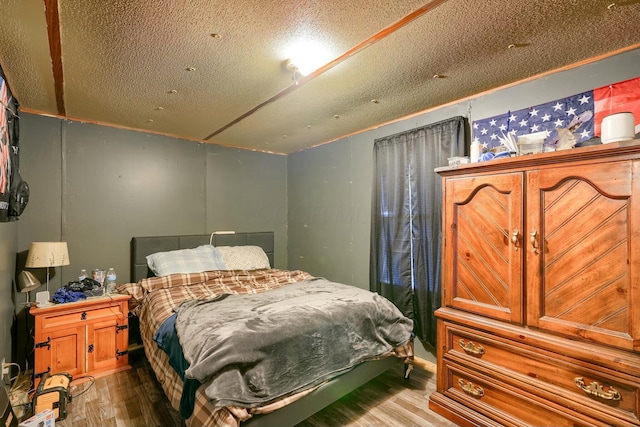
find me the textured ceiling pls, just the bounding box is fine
[1,0,639,154]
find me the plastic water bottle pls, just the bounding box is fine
[79,269,87,281]
[470,141,482,163]
[105,268,117,294]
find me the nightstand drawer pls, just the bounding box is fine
[442,322,640,425]
[442,361,607,427]
[39,310,89,329]
[38,301,126,329]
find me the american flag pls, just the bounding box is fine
[472,90,594,152]
[472,76,640,153]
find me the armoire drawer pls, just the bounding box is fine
[442,361,606,427]
[442,322,640,426]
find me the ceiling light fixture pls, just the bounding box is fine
[282,40,333,78]
[284,59,301,85]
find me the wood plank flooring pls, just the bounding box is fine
[295,362,459,427]
[56,349,458,427]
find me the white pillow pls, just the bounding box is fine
[216,245,271,270]
[146,245,226,276]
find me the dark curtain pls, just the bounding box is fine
[370,116,466,346]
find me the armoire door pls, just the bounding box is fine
[443,172,524,323]
[526,160,640,351]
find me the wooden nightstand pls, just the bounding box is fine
[30,294,131,385]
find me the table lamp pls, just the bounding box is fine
[25,242,70,292]
[18,270,42,305]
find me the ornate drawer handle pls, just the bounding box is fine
[574,377,621,401]
[458,339,485,356]
[512,229,520,251]
[458,379,484,397]
[530,229,538,253]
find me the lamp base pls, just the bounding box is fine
[35,291,52,307]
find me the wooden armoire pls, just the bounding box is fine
[429,141,640,427]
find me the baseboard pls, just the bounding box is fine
[413,356,437,374]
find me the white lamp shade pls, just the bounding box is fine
[26,242,70,268]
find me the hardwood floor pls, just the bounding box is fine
[57,350,184,427]
[56,350,457,427]
[295,363,459,427]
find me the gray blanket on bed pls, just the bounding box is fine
[174,277,413,408]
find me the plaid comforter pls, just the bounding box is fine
[117,269,413,427]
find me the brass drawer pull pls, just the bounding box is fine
[512,229,520,251]
[458,379,484,397]
[574,377,621,401]
[458,339,485,356]
[530,229,538,253]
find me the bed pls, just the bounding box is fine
[120,232,414,427]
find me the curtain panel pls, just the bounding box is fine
[370,116,466,345]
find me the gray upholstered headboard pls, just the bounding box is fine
[130,232,274,282]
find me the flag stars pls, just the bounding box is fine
[472,89,598,154]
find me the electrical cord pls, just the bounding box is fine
[69,375,95,399]
[6,362,21,383]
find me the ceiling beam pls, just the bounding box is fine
[44,0,65,116]
[204,0,449,141]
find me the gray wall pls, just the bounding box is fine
[0,222,17,377]
[16,115,289,293]
[6,115,288,369]
[287,48,640,360]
